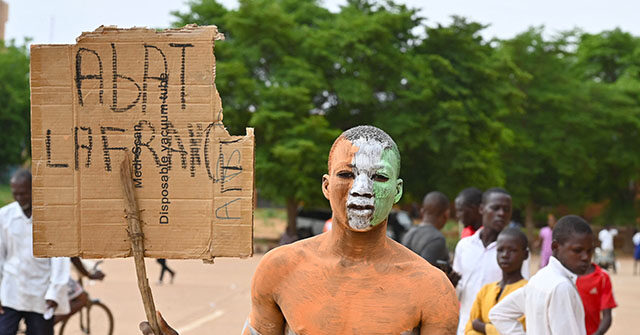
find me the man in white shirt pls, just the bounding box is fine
[0,169,70,335]
[489,215,594,335]
[452,188,529,335]
[598,225,618,273]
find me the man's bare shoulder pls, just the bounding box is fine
[255,234,325,275]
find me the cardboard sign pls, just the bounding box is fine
[30,25,254,260]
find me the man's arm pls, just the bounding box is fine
[488,287,526,335]
[420,272,459,335]
[45,257,71,312]
[242,252,286,335]
[593,309,612,335]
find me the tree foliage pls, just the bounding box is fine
[170,0,640,227]
[0,40,30,171]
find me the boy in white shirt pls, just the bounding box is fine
[489,215,594,335]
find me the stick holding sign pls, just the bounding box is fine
[120,151,161,335]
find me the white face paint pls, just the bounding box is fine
[346,138,384,231]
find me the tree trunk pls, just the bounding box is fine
[286,198,298,237]
[525,201,535,250]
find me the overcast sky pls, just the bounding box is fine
[5,0,640,45]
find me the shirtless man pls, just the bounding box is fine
[141,126,459,335]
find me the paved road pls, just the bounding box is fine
[59,255,637,335]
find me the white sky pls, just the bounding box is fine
[4,0,640,45]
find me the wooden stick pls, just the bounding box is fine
[120,151,162,335]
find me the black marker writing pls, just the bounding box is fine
[100,126,126,171]
[110,43,141,112]
[46,129,69,168]
[75,48,104,107]
[169,43,193,110]
[74,126,93,170]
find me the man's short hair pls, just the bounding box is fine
[328,125,400,175]
[481,187,510,204]
[456,187,482,207]
[553,215,593,244]
[499,227,529,250]
[10,169,32,184]
[422,191,449,218]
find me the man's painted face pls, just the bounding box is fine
[323,137,403,231]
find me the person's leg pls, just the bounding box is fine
[23,311,53,335]
[165,261,175,283]
[0,307,22,335]
[158,259,167,283]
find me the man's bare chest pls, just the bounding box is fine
[275,265,422,334]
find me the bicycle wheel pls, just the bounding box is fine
[79,300,114,335]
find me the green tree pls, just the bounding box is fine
[0,40,30,172]
[574,29,640,224]
[174,0,340,235]
[392,17,524,199]
[497,29,592,236]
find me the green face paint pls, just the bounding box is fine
[371,148,402,226]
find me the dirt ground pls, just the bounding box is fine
[56,254,638,335]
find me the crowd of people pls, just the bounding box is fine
[402,187,619,335]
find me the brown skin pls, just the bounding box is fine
[552,233,594,276]
[10,178,32,219]
[478,193,512,248]
[422,208,449,230]
[454,197,481,231]
[471,234,528,334]
[139,312,177,335]
[140,138,459,334]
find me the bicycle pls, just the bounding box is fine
[57,261,114,335]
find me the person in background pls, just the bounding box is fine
[455,187,483,239]
[0,169,70,335]
[452,188,530,335]
[402,191,450,266]
[156,259,175,285]
[465,228,529,334]
[576,261,617,335]
[490,215,594,335]
[535,213,556,268]
[598,225,618,273]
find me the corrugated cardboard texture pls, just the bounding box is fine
[31,25,254,260]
